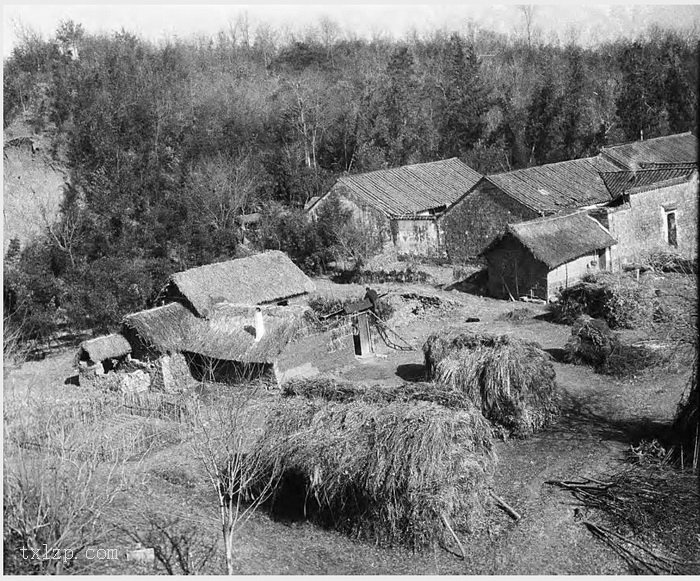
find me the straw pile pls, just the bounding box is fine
[424,332,560,438]
[245,398,495,550]
[282,376,469,409]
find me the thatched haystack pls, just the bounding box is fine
[245,398,495,549]
[424,332,560,437]
[282,376,469,409]
[565,315,669,377]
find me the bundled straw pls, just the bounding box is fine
[424,332,560,438]
[672,353,699,471]
[244,398,495,550]
[282,376,469,410]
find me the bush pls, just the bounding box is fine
[564,315,669,377]
[550,272,656,329]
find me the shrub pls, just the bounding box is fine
[549,272,656,329]
[564,315,670,377]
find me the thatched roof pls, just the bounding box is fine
[77,333,131,364]
[486,212,617,269]
[123,302,313,364]
[601,132,697,169]
[311,158,482,217]
[166,251,316,317]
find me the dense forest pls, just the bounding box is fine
[3,17,698,342]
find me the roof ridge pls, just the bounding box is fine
[510,209,589,229]
[602,131,694,150]
[340,157,466,179]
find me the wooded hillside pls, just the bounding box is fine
[3,19,698,341]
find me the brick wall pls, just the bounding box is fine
[605,176,698,268]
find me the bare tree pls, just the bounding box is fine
[186,152,260,232]
[190,389,276,574]
[519,5,536,49]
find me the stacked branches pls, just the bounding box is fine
[424,332,560,437]
[244,398,495,550]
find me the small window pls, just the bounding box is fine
[666,210,678,247]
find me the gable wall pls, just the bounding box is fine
[441,181,538,263]
[604,175,698,268]
[484,236,548,300]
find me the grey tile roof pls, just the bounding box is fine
[328,158,482,217]
[601,132,697,169]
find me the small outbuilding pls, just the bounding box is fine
[482,212,617,301]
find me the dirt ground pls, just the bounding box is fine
[4,271,697,575]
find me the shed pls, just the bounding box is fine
[159,250,316,317]
[307,158,482,257]
[482,212,617,301]
[76,333,132,369]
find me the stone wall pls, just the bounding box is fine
[392,218,442,256]
[547,252,604,297]
[484,236,549,300]
[440,181,538,262]
[604,176,698,268]
[274,326,356,385]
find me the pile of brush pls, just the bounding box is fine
[423,332,560,438]
[565,315,668,377]
[244,397,495,550]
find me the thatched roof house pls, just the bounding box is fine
[160,251,316,317]
[122,301,320,382]
[482,212,617,301]
[76,334,131,366]
[123,302,310,361]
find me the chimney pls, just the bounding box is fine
[254,307,265,342]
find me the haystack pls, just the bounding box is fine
[245,398,495,550]
[424,332,560,437]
